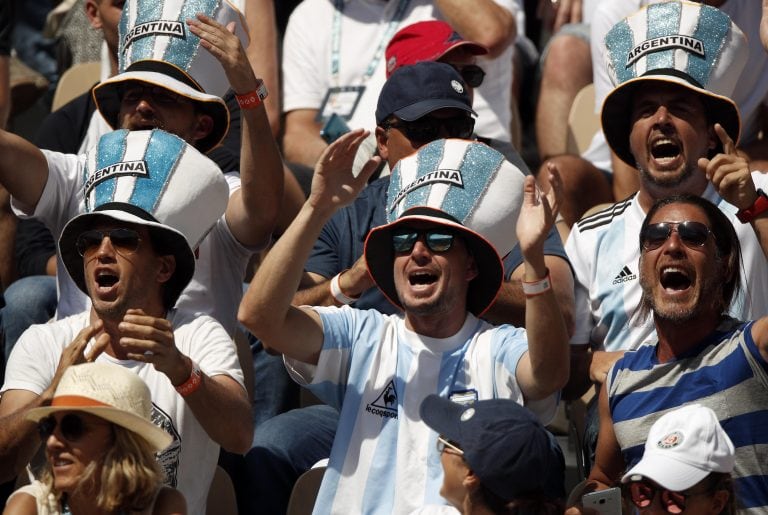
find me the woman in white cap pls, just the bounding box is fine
[620,404,738,515]
[3,362,185,515]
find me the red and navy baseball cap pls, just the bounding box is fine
[385,20,487,77]
[375,61,475,126]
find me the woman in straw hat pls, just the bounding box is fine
[3,362,185,515]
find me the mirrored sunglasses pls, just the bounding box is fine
[75,228,142,257]
[640,221,713,251]
[392,229,456,253]
[384,115,475,143]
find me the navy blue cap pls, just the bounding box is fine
[420,395,558,502]
[375,61,475,126]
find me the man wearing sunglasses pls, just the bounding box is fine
[563,3,768,409]
[240,133,569,514]
[0,130,253,514]
[0,2,283,339]
[281,0,519,170]
[243,61,575,514]
[569,194,768,513]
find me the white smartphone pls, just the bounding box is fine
[582,487,622,515]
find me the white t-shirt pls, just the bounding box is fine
[282,0,518,142]
[284,307,557,515]
[584,0,768,173]
[566,172,768,351]
[10,151,252,336]
[1,310,244,515]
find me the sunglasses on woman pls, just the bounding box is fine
[392,229,456,253]
[38,413,110,443]
[383,115,475,143]
[75,228,142,257]
[640,221,714,251]
[624,479,715,514]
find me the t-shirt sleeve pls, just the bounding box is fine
[178,314,246,390]
[565,225,594,346]
[2,324,62,394]
[282,2,327,112]
[503,225,570,279]
[284,306,386,408]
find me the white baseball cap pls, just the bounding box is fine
[621,404,735,491]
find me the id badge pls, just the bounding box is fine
[317,85,365,122]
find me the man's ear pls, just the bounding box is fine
[375,126,390,162]
[462,469,481,491]
[193,114,215,143]
[156,255,176,285]
[707,125,718,151]
[84,0,102,28]
[466,253,479,283]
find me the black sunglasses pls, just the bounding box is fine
[38,413,109,443]
[623,479,715,514]
[451,64,485,88]
[75,228,142,257]
[119,83,187,106]
[640,221,714,251]
[392,228,456,253]
[384,115,475,143]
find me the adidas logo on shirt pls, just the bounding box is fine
[612,265,637,285]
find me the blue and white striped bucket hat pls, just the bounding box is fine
[93,0,247,152]
[365,139,526,316]
[602,1,747,166]
[59,129,229,307]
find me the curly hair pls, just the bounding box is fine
[40,424,165,512]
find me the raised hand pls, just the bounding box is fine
[516,162,563,261]
[698,123,757,210]
[307,129,382,214]
[186,13,256,94]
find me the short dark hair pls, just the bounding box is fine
[639,194,741,311]
[146,227,178,310]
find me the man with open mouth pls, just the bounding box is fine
[239,134,570,514]
[563,1,768,421]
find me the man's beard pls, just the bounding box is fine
[638,269,724,324]
[636,160,696,189]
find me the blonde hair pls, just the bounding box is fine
[41,424,165,512]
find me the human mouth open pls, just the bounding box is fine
[650,137,682,167]
[660,266,692,292]
[409,271,437,286]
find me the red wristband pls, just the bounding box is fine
[175,360,202,397]
[235,80,269,110]
[736,189,768,223]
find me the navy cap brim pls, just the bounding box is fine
[419,394,467,443]
[394,99,476,122]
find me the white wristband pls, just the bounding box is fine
[522,269,552,297]
[330,271,358,305]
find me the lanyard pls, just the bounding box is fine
[331,0,411,83]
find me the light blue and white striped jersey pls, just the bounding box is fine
[607,318,768,512]
[285,306,557,515]
[566,173,768,352]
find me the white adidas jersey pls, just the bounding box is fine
[566,173,768,351]
[285,306,557,515]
